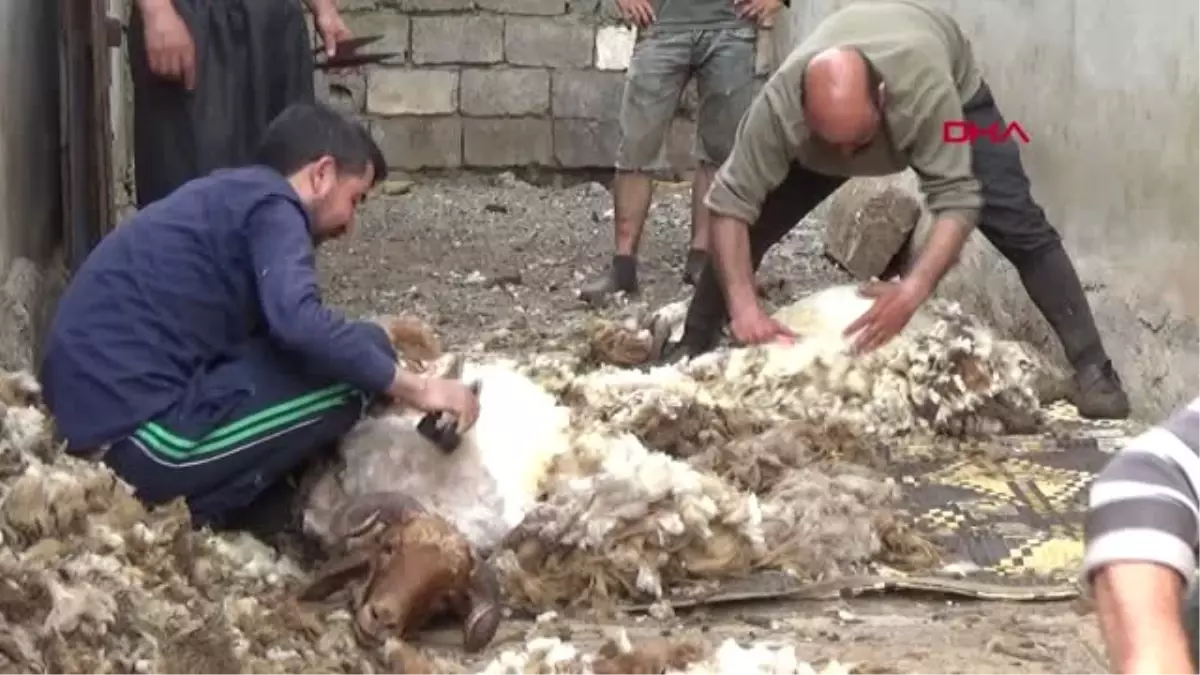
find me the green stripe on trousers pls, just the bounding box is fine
[133,383,355,461]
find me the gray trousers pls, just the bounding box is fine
[128,0,315,208]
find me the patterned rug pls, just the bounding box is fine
[623,402,1145,610]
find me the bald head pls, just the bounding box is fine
[803,47,884,155]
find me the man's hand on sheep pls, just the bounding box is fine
[844,278,927,353]
[388,369,481,433]
[730,304,797,347]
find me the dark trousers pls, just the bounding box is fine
[680,81,1108,371]
[127,0,316,208]
[102,322,393,530]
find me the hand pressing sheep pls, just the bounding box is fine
[372,314,480,433]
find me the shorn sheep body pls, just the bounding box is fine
[298,358,573,555]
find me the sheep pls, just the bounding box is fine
[302,354,573,556]
[291,317,573,648]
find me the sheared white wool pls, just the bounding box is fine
[476,628,854,675]
[300,361,573,554]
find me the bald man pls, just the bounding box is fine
[662,0,1129,420]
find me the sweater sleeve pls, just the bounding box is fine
[245,198,397,395]
[904,77,983,230]
[1083,397,1200,584]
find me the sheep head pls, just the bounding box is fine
[297,491,502,652]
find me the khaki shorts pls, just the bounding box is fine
[616,26,759,171]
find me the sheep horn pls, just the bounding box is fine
[298,548,373,602]
[461,558,503,652]
[331,491,427,541]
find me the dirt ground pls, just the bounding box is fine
[315,173,1111,674]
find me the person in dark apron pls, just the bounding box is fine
[127,0,352,208]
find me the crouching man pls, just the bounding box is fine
[1083,397,1199,673]
[39,103,480,534]
[662,0,1130,419]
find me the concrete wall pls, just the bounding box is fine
[796,0,1199,420]
[324,0,782,173]
[0,1,62,268]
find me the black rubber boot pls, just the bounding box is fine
[1018,243,1131,419]
[1071,361,1132,420]
[655,261,727,365]
[580,254,638,306]
[682,248,709,286]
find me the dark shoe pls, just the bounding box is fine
[1070,361,1131,419]
[580,255,638,306]
[682,248,709,286]
[653,335,717,367]
[215,476,302,539]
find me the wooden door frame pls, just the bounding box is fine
[58,0,119,272]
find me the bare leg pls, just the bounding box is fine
[614,170,656,257]
[683,164,715,286]
[689,164,714,252]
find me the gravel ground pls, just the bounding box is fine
[316,172,850,352]
[315,173,1110,674]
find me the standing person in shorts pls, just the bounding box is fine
[580,0,783,303]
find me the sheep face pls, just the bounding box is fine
[298,492,502,652]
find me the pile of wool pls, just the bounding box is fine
[0,370,432,673]
[481,284,1048,610]
[579,284,1049,443]
[490,422,932,611]
[478,627,856,674]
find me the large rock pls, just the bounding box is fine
[822,172,926,281]
[820,171,1076,402]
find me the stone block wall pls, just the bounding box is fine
[318,0,783,173]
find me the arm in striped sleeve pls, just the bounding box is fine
[1084,397,1200,581]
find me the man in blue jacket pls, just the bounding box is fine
[40,102,479,534]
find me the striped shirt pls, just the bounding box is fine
[1083,397,1200,584]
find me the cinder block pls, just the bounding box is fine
[316,70,367,115]
[373,116,463,170]
[475,0,566,14]
[461,68,550,116]
[340,0,379,11]
[412,15,504,64]
[380,0,472,11]
[366,69,458,116]
[550,70,624,118]
[822,173,925,281]
[341,12,409,63]
[552,119,620,168]
[463,118,553,166]
[505,17,594,68]
[595,25,635,70]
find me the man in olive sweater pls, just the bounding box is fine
[664,0,1129,419]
